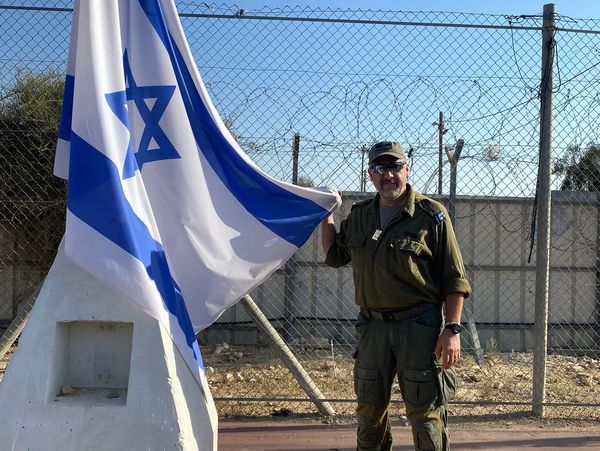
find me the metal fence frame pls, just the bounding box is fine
[1,1,600,419]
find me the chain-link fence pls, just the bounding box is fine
[1,1,600,420]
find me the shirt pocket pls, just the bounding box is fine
[389,237,430,287]
[390,237,424,255]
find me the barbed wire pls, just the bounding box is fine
[2,1,600,419]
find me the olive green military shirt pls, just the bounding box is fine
[325,185,471,309]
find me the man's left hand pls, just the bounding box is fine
[435,329,461,369]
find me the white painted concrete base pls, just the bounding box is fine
[0,244,218,450]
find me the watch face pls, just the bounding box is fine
[446,323,462,334]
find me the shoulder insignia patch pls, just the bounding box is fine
[434,211,445,225]
[417,196,446,225]
[417,197,441,216]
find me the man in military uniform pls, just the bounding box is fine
[321,141,471,451]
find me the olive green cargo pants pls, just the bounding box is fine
[353,305,457,451]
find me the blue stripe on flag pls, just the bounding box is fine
[58,75,75,142]
[138,0,330,248]
[68,132,202,365]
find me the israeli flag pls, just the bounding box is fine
[54,0,340,385]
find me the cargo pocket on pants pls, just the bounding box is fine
[436,366,458,405]
[402,368,438,410]
[354,366,381,405]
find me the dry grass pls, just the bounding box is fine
[203,344,600,420]
[0,343,15,379]
[2,341,599,421]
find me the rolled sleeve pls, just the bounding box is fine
[442,276,471,299]
[437,209,472,299]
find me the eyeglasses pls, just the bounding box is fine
[370,162,406,175]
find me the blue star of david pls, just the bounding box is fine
[105,51,181,179]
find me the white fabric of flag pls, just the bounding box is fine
[54,0,341,385]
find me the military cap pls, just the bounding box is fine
[368,141,406,164]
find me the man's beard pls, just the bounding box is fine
[380,186,402,200]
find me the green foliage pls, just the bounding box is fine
[484,337,499,359]
[222,115,267,154]
[553,144,600,192]
[296,175,314,187]
[0,69,66,203]
[2,69,64,129]
[0,69,66,269]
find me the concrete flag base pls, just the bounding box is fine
[0,244,218,450]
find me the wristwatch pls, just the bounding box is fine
[444,322,462,334]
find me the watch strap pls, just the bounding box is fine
[444,322,462,334]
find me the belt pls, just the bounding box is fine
[361,303,434,321]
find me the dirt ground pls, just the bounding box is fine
[0,344,600,424]
[203,343,600,419]
[207,344,600,449]
[2,341,600,421]
[3,341,600,449]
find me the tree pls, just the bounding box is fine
[0,69,66,272]
[222,115,267,154]
[0,69,66,203]
[552,144,600,192]
[296,175,314,187]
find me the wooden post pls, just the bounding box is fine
[445,140,484,366]
[292,132,300,185]
[284,133,301,340]
[438,111,443,194]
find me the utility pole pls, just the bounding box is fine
[532,3,556,418]
[292,132,300,185]
[437,111,444,195]
[284,132,301,342]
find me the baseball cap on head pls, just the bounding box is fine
[368,141,406,164]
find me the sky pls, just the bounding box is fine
[4,0,599,196]
[173,0,600,197]
[233,0,600,19]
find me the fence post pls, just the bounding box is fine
[437,111,444,194]
[446,139,463,223]
[292,132,300,185]
[596,206,600,351]
[240,295,336,416]
[283,133,301,341]
[532,3,556,418]
[445,140,485,366]
[360,144,368,192]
